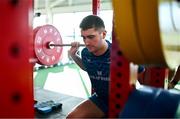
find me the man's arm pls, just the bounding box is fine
[70,53,86,71]
[68,42,86,71]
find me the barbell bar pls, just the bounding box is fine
[48,42,85,49]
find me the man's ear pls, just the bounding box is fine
[102,31,107,39]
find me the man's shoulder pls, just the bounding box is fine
[81,48,89,55]
[82,47,88,52]
[106,40,112,46]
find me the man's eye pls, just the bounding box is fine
[87,35,95,39]
[82,36,86,39]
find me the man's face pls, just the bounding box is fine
[81,28,106,54]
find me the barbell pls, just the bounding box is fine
[48,42,85,48]
[33,24,85,66]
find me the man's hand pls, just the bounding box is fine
[68,42,86,71]
[68,42,80,56]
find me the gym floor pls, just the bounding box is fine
[34,63,180,99]
[33,63,91,99]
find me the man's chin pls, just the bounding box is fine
[87,48,94,52]
[87,48,92,51]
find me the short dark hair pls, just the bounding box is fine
[79,15,105,31]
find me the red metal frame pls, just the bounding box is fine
[92,0,100,15]
[0,0,34,117]
[109,30,133,117]
[140,67,169,88]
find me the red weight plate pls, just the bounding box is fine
[34,25,63,66]
[29,26,43,66]
[32,26,42,64]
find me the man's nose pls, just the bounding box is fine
[84,39,90,45]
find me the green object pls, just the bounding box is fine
[34,63,90,98]
[34,65,64,88]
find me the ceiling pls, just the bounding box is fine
[34,0,112,14]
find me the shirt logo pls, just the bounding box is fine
[97,71,102,75]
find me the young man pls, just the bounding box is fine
[67,15,111,118]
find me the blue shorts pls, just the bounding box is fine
[89,93,108,115]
